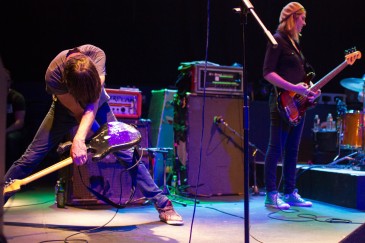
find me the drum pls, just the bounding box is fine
[341,110,365,149]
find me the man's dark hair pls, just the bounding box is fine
[62,54,101,107]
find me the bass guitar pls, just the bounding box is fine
[277,48,362,126]
[3,121,142,196]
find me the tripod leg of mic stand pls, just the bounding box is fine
[251,151,265,196]
[158,150,189,207]
[326,151,358,167]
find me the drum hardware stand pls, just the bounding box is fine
[146,147,193,206]
[352,77,365,170]
[249,142,266,196]
[325,151,358,168]
[332,98,347,162]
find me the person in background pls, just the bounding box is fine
[3,44,183,225]
[262,2,321,209]
[5,69,26,170]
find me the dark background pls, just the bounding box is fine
[1,0,364,98]
[1,0,364,164]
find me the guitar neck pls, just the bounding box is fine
[310,60,349,92]
[21,157,73,186]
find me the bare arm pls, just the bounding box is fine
[6,110,25,133]
[56,75,105,165]
[264,72,321,101]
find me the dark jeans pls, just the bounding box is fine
[5,100,168,207]
[264,93,305,194]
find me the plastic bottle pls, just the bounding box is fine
[313,114,320,132]
[326,113,333,131]
[54,180,59,204]
[56,180,65,208]
[171,175,177,194]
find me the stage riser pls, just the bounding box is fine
[257,163,365,210]
[296,169,365,210]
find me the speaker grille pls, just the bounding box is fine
[183,94,244,196]
[62,120,150,206]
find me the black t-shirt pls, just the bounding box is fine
[7,89,26,128]
[263,31,307,91]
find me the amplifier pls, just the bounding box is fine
[105,88,142,119]
[191,64,243,96]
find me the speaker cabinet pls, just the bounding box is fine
[183,94,244,196]
[148,89,177,148]
[62,120,150,206]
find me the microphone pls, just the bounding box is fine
[214,116,227,126]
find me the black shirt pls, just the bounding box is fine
[263,31,307,91]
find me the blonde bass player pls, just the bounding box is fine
[262,2,320,210]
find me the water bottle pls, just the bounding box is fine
[56,180,65,208]
[54,180,59,204]
[326,113,333,131]
[313,114,320,132]
[171,175,177,194]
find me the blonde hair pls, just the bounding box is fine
[278,3,305,42]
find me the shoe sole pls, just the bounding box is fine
[286,203,312,207]
[162,220,184,225]
[265,203,290,210]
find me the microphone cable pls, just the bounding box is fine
[188,0,211,242]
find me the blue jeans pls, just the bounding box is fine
[5,100,168,207]
[264,93,305,194]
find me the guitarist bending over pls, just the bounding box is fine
[4,44,183,225]
[262,2,321,209]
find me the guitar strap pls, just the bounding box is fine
[273,34,315,98]
[287,35,315,75]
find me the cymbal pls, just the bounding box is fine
[340,78,365,92]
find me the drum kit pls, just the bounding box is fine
[330,76,365,167]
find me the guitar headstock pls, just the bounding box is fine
[3,179,21,196]
[345,47,362,65]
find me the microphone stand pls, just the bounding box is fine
[215,119,265,195]
[237,1,277,242]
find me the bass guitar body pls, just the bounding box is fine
[277,72,315,126]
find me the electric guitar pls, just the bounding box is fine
[3,121,142,196]
[277,49,362,126]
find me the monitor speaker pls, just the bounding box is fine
[340,223,365,243]
[183,94,244,196]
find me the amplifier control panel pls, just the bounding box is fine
[105,88,142,119]
[192,64,243,96]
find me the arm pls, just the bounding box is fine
[6,110,25,133]
[264,72,315,97]
[57,75,105,165]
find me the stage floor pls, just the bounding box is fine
[3,180,365,243]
